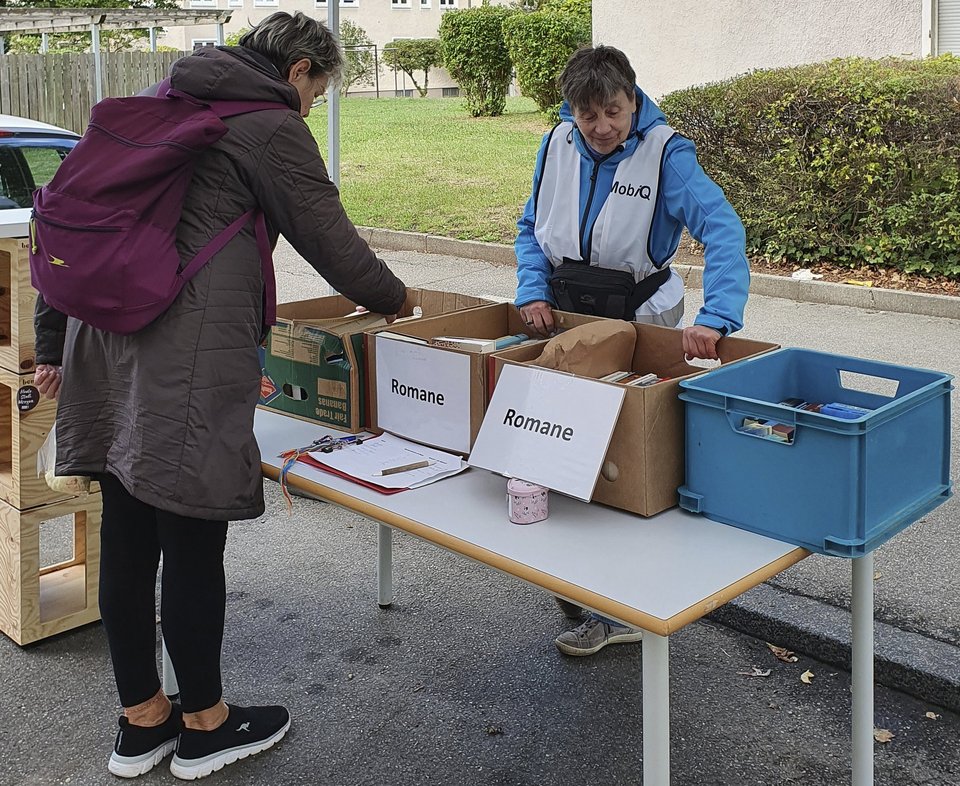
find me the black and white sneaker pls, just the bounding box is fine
[169,704,291,780]
[108,704,183,778]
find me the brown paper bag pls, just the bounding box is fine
[534,321,637,378]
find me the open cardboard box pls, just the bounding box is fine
[365,303,608,452]
[491,322,779,516]
[259,289,491,431]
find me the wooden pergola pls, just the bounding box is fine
[0,8,234,101]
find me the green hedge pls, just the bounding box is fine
[439,5,515,117]
[503,9,591,123]
[659,56,960,277]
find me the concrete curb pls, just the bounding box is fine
[710,584,960,713]
[361,227,960,321]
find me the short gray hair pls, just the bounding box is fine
[239,12,343,85]
[559,45,636,112]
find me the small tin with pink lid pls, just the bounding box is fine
[506,478,549,524]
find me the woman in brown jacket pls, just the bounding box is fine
[34,12,406,780]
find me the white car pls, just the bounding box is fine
[0,114,80,210]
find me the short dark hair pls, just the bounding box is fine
[239,11,343,84]
[559,45,636,112]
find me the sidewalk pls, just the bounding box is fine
[2,480,959,785]
[273,234,960,712]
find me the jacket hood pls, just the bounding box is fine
[170,46,300,111]
[559,85,667,161]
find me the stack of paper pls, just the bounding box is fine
[297,433,468,492]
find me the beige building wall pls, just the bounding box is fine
[593,0,935,98]
[162,0,510,96]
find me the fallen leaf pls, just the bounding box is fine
[925,712,941,720]
[874,728,894,743]
[800,670,815,684]
[737,666,772,677]
[767,643,799,663]
[844,279,874,287]
[485,725,504,736]
[874,571,883,580]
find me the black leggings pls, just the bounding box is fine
[98,474,228,713]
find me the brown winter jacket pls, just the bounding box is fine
[36,46,406,520]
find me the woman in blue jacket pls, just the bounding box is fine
[515,45,750,655]
[516,45,749,363]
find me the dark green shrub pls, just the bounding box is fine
[502,6,591,122]
[439,5,516,117]
[659,56,960,277]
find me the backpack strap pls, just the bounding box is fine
[178,209,277,327]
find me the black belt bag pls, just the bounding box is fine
[548,260,672,320]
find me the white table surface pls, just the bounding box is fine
[256,409,807,634]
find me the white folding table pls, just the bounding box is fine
[190,409,876,785]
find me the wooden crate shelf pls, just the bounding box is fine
[0,493,102,645]
[0,366,78,510]
[0,237,39,375]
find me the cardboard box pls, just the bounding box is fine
[491,323,779,517]
[366,304,607,453]
[259,289,491,431]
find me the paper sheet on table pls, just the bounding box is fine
[308,433,468,489]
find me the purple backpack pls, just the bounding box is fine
[29,82,288,334]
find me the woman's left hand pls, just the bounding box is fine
[35,364,63,400]
[682,326,722,360]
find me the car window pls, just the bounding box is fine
[23,147,67,188]
[0,141,74,209]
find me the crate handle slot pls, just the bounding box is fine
[281,383,309,402]
[726,410,797,446]
[838,370,900,398]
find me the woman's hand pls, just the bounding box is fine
[35,364,63,400]
[682,326,722,361]
[519,301,555,336]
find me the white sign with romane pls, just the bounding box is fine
[468,364,625,501]
[375,336,473,453]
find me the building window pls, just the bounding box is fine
[341,0,358,5]
[439,0,456,7]
[394,88,413,97]
[189,0,215,7]
[442,87,459,98]
[315,0,327,5]
[192,39,217,50]
[391,0,411,7]
[420,0,431,7]
[228,0,242,6]
[253,0,278,6]
[938,0,960,54]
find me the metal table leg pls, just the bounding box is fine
[852,552,875,786]
[642,631,670,786]
[378,523,393,608]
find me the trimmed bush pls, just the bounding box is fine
[659,56,960,277]
[502,7,591,122]
[439,5,516,117]
[382,39,443,98]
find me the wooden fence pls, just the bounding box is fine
[0,51,185,134]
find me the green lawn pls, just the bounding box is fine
[306,97,549,244]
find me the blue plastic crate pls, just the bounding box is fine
[677,348,953,557]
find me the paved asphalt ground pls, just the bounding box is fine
[1,239,957,785]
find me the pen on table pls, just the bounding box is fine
[376,460,431,476]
